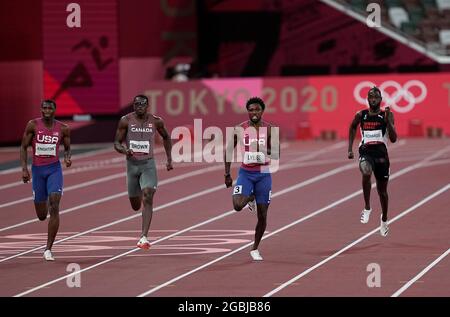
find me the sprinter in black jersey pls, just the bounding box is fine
[348,87,397,236]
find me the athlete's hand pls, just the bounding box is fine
[166,160,173,171]
[384,107,394,124]
[348,151,354,159]
[22,169,31,183]
[125,148,134,158]
[225,174,233,188]
[64,157,72,168]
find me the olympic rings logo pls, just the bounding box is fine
[353,80,427,113]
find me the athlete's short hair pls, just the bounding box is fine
[133,94,148,105]
[41,99,56,109]
[246,97,265,111]
[368,86,381,96]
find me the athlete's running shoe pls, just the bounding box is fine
[360,208,372,224]
[43,249,55,261]
[137,236,151,249]
[380,216,389,237]
[250,249,263,261]
[247,198,257,213]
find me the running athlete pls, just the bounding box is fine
[224,97,279,261]
[20,100,72,261]
[348,87,397,236]
[114,94,173,249]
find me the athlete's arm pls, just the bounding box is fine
[20,120,35,183]
[224,128,238,188]
[384,107,397,143]
[155,117,173,171]
[348,111,361,159]
[61,124,72,167]
[114,116,133,157]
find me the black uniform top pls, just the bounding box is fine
[359,109,388,158]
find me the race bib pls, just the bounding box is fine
[35,143,56,156]
[233,185,242,195]
[130,140,150,154]
[363,130,384,144]
[243,152,265,164]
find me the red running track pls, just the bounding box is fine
[0,139,448,297]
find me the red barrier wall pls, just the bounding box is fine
[140,73,450,139]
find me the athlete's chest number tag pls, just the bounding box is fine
[363,130,384,143]
[244,152,265,164]
[36,143,57,156]
[130,140,150,154]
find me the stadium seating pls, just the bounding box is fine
[340,0,450,55]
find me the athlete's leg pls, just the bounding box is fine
[127,161,142,211]
[32,165,49,220]
[374,157,390,223]
[253,204,268,251]
[45,163,63,251]
[376,179,389,221]
[359,157,373,210]
[232,194,255,211]
[232,168,255,211]
[34,202,48,221]
[141,187,156,237]
[46,193,61,251]
[373,155,390,223]
[129,196,142,211]
[376,173,390,237]
[252,173,271,251]
[139,159,158,240]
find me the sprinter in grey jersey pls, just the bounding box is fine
[114,94,173,249]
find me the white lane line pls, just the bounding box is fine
[1,143,345,262]
[12,146,358,296]
[391,247,450,297]
[264,184,450,297]
[0,165,223,233]
[0,146,113,175]
[136,146,449,297]
[0,142,343,231]
[2,184,225,264]
[0,149,162,191]
[12,143,416,296]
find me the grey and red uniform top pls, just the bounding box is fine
[237,120,272,172]
[125,113,157,162]
[32,118,63,166]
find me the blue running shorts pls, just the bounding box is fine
[233,168,272,205]
[31,161,63,203]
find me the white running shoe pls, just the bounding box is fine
[137,236,151,249]
[43,249,55,261]
[360,208,372,224]
[250,249,263,261]
[380,216,389,237]
[247,198,257,213]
